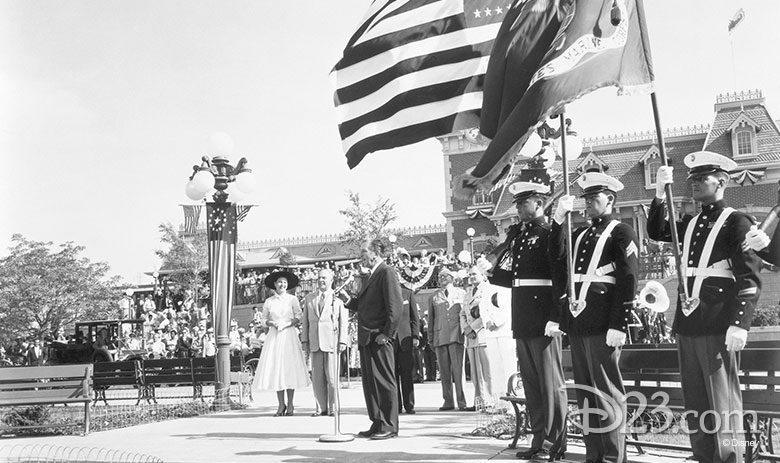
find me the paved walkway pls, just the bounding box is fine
[0,380,691,463]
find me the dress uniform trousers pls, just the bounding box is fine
[569,334,626,463]
[516,335,568,453]
[678,334,744,463]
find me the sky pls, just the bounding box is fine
[2,0,779,285]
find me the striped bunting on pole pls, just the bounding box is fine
[182,205,202,235]
[332,0,510,169]
[207,202,237,353]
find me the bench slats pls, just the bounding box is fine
[0,364,92,381]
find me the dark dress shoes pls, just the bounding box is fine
[461,406,476,412]
[515,448,546,459]
[370,431,397,440]
[438,405,454,411]
[405,409,416,414]
[357,429,376,438]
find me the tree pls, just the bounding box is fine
[0,234,120,342]
[339,191,398,256]
[155,223,208,295]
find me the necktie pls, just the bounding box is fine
[318,292,325,314]
[444,289,449,298]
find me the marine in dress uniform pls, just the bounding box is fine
[649,152,762,463]
[489,181,567,461]
[551,172,638,463]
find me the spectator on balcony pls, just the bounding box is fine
[143,295,156,314]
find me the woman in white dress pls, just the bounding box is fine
[252,270,310,416]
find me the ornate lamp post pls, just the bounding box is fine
[388,234,397,265]
[466,227,475,262]
[184,134,256,406]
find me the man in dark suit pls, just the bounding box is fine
[394,286,420,414]
[26,338,46,366]
[341,238,403,440]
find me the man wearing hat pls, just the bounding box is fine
[552,171,638,463]
[649,151,762,463]
[427,267,468,411]
[489,180,567,461]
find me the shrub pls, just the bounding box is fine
[752,304,780,327]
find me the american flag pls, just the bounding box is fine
[332,0,510,169]
[182,205,202,235]
[207,203,237,342]
[236,205,253,222]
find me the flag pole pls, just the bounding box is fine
[650,93,688,302]
[558,114,576,307]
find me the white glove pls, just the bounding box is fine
[655,166,674,200]
[544,321,562,337]
[745,225,771,252]
[476,256,493,275]
[725,325,748,352]
[553,195,575,224]
[606,328,626,347]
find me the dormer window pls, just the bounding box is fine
[727,112,760,159]
[639,145,662,189]
[473,190,493,205]
[735,129,753,156]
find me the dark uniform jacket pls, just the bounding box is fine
[490,217,560,338]
[395,288,421,352]
[346,261,403,346]
[550,214,638,336]
[647,198,762,335]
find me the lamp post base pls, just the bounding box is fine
[318,433,355,443]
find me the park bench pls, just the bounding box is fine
[0,364,93,435]
[502,341,780,462]
[138,358,195,403]
[92,360,143,406]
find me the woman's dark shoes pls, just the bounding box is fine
[274,405,287,417]
[285,404,294,416]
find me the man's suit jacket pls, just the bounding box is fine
[301,289,349,352]
[396,288,420,352]
[26,346,46,366]
[346,261,403,346]
[428,286,465,348]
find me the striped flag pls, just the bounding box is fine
[236,204,253,222]
[332,0,509,169]
[182,205,202,235]
[460,0,654,192]
[206,202,237,364]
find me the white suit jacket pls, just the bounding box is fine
[301,289,349,353]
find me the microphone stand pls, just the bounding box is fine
[319,280,355,443]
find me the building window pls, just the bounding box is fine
[646,159,661,185]
[736,130,753,155]
[473,190,493,205]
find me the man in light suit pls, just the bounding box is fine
[395,286,420,414]
[428,268,468,411]
[301,268,349,417]
[341,238,403,440]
